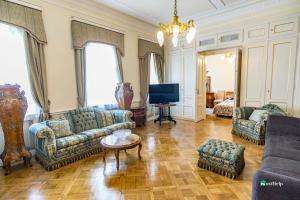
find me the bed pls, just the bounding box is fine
[213,98,234,117]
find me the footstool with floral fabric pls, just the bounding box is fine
[197,139,245,179]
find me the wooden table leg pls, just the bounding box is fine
[114,150,120,170]
[138,143,142,160]
[103,149,106,163]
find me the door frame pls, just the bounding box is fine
[196,46,243,117]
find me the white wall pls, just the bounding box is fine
[0,0,158,161]
[12,0,158,113]
[206,54,235,92]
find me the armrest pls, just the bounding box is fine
[112,110,133,123]
[252,170,300,200]
[29,123,56,157]
[235,107,256,120]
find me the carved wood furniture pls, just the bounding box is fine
[130,107,146,127]
[0,84,32,175]
[206,92,215,108]
[154,103,176,126]
[101,129,142,170]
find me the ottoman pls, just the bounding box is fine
[197,139,245,179]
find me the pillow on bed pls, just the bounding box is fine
[249,110,268,122]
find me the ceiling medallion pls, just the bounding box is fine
[157,0,196,47]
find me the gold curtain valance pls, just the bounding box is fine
[0,0,47,43]
[138,39,164,58]
[71,20,125,55]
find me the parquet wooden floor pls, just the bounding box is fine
[0,116,264,200]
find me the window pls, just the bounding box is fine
[85,43,119,106]
[0,23,39,116]
[150,53,159,84]
[148,53,159,117]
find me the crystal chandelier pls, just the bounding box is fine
[157,0,196,47]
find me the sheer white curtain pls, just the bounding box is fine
[85,43,119,106]
[0,23,39,116]
[148,53,159,117]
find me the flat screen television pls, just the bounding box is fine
[149,83,179,104]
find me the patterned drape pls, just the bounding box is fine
[115,48,124,83]
[71,20,124,55]
[138,39,164,58]
[71,20,125,107]
[0,0,47,43]
[153,54,164,83]
[139,53,151,107]
[74,48,87,108]
[24,30,49,121]
[138,39,164,106]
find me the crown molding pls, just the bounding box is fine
[195,0,300,32]
[93,0,160,25]
[16,0,158,41]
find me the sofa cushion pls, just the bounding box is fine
[95,111,115,128]
[69,108,98,133]
[47,120,73,138]
[78,128,111,140]
[105,122,135,132]
[262,156,300,176]
[237,119,257,130]
[56,134,88,150]
[264,144,300,161]
[249,110,268,122]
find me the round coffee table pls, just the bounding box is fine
[101,129,142,170]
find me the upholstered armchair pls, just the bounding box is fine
[232,104,286,145]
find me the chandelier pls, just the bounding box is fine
[157,0,196,47]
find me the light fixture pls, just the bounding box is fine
[157,0,196,47]
[220,53,236,63]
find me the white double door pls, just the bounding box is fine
[195,48,242,121]
[168,48,196,120]
[241,37,297,113]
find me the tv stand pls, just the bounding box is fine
[154,103,177,126]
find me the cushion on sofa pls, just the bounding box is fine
[56,134,88,150]
[95,111,115,127]
[47,120,73,138]
[249,110,268,122]
[69,108,98,133]
[264,144,300,161]
[78,128,111,140]
[105,122,134,132]
[236,119,257,129]
[262,156,300,175]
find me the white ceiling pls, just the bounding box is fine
[93,0,257,25]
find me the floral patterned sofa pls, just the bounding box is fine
[232,104,286,145]
[30,107,135,170]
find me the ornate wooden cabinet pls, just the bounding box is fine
[206,92,215,108]
[0,84,32,175]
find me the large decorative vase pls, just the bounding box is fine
[115,82,134,110]
[0,84,32,175]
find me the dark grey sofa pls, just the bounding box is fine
[252,115,300,200]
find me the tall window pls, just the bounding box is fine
[150,53,159,84]
[85,43,119,106]
[148,53,159,116]
[0,23,38,116]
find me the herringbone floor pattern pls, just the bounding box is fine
[0,116,264,200]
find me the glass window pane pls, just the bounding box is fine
[0,23,38,116]
[85,43,118,106]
